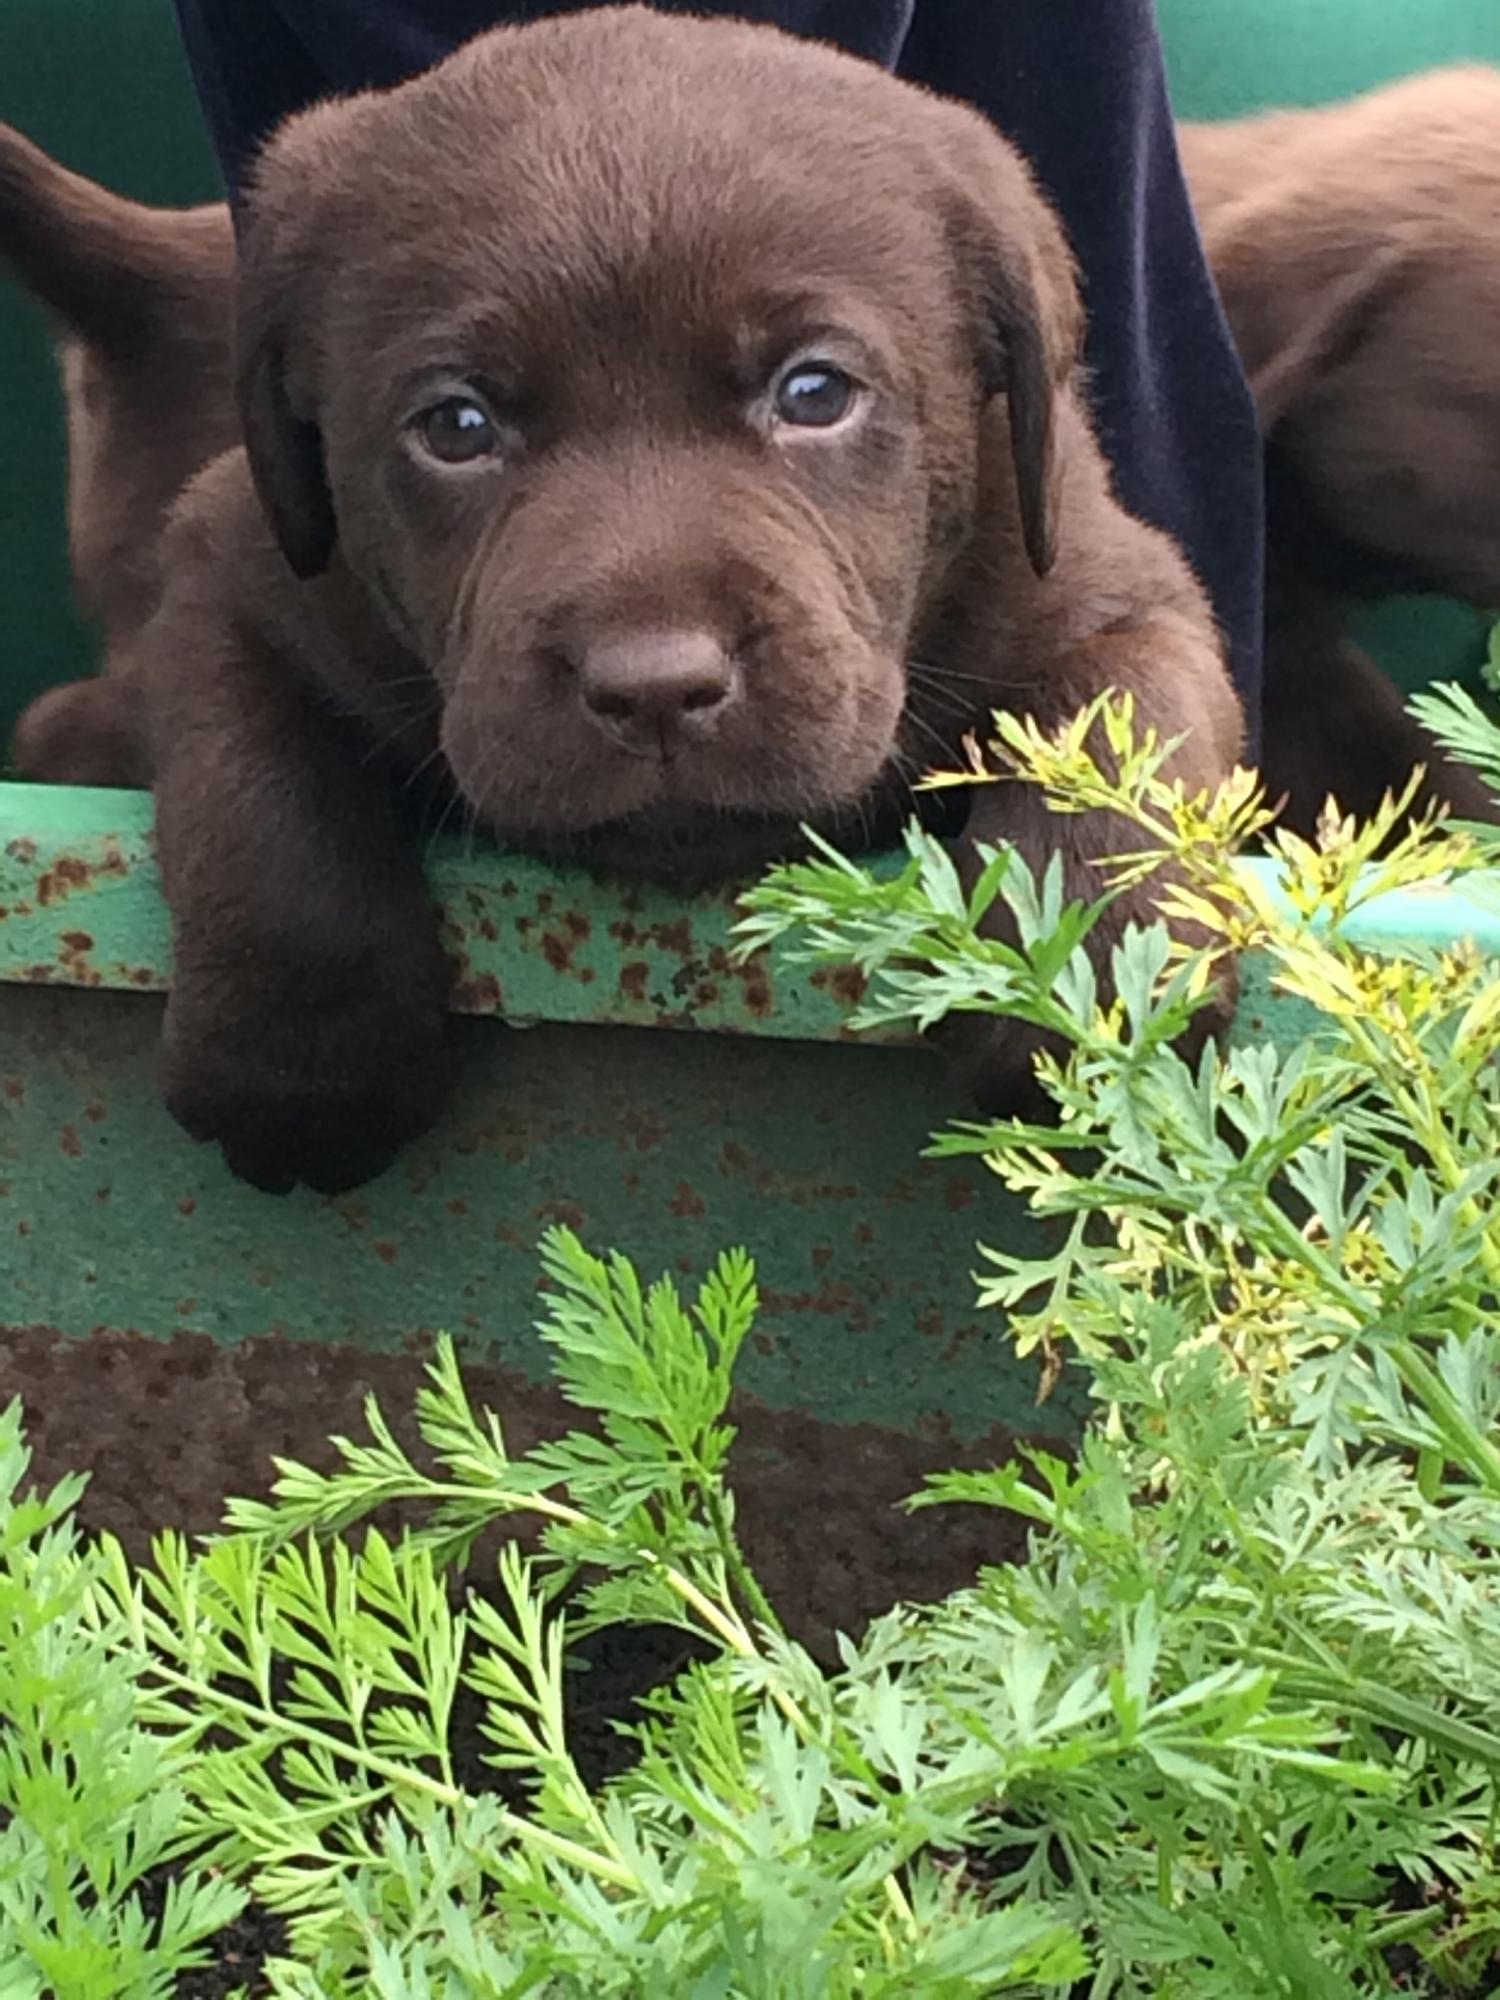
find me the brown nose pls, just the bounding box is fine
[576,628,738,747]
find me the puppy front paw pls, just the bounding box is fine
[161,985,450,1195]
[940,953,1239,1121]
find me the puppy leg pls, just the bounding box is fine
[943,619,1241,1115]
[146,633,452,1195]
[1261,582,1500,837]
[12,675,152,787]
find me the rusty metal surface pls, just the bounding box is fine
[5,779,1500,1454]
[0,984,1077,1442]
[0,782,883,1042]
[8,783,1500,1042]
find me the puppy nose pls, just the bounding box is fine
[576,628,737,743]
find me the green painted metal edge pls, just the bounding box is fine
[4,781,1499,1045]
[0,781,870,1043]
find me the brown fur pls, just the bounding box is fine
[10,10,1239,1191]
[0,120,236,696]
[1179,66,1500,834]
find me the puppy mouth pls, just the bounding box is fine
[438,628,909,866]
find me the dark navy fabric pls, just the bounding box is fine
[171,0,1264,734]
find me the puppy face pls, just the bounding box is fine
[235,7,1079,874]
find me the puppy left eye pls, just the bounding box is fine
[773,363,857,429]
[415,395,499,465]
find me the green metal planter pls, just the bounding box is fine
[2,0,1499,1636]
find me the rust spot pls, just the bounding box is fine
[537,891,554,915]
[852,1220,875,1246]
[741,971,773,1018]
[619,960,650,1003]
[59,1124,83,1158]
[540,911,591,975]
[812,963,868,1007]
[176,1299,198,1318]
[178,1196,197,1218]
[447,1197,470,1217]
[642,916,692,957]
[760,1280,874,1334]
[478,916,499,943]
[374,1241,399,1266]
[625,1113,666,1154]
[453,970,504,1012]
[917,1306,946,1342]
[719,1139,751,1174]
[3,1077,23,1104]
[944,1177,976,1213]
[668,1181,706,1219]
[85,1102,107,1125]
[5,837,37,864]
[941,1321,985,1365]
[811,1244,834,1270]
[17,1219,31,1237]
[36,855,91,906]
[535,1198,585,1231]
[56,925,104,985]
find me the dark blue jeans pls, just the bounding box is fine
[172,0,1264,733]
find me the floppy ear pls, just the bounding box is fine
[935,117,1084,579]
[1198,193,1406,433]
[233,165,337,580]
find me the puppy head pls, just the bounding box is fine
[235,6,1082,871]
[1183,69,1500,606]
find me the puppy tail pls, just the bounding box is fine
[0,120,231,346]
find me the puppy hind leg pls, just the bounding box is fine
[11,675,153,789]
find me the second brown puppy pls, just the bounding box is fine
[20,8,1241,1192]
[1180,66,1500,834]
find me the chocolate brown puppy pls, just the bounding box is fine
[1179,68,1500,834]
[0,121,236,773]
[19,9,1241,1191]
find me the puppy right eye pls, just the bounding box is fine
[415,396,498,465]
